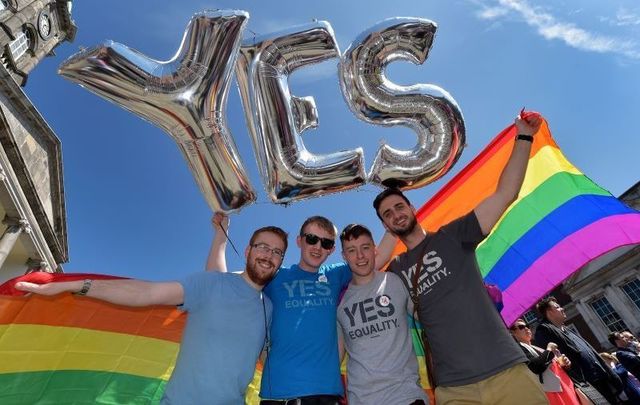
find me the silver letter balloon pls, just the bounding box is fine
[340,17,466,189]
[58,10,256,213]
[236,21,366,204]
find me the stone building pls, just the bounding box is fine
[0,0,75,282]
[524,181,640,352]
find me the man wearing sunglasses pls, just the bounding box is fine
[371,114,548,404]
[209,215,395,404]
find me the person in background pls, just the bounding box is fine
[535,296,623,404]
[509,318,579,404]
[609,332,640,381]
[600,352,640,404]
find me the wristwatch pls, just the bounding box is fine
[74,279,92,296]
[516,134,533,143]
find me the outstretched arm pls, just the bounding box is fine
[374,231,398,271]
[474,113,542,235]
[206,213,229,272]
[15,279,184,307]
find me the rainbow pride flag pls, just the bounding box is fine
[0,273,185,404]
[0,273,268,404]
[391,117,640,325]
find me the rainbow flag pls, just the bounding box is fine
[391,117,640,325]
[0,273,267,404]
[0,273,185,404]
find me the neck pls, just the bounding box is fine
[550,318,564,328]
[351,271,375,286]
[241,271,264,291]
[400,225,427,250]
[298,260,319,273]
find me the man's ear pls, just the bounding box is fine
[245,245,250,260]
[296,235,302,249]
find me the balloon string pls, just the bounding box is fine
[220,225,241,258]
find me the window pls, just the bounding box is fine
[621,279,640,311]
[523,309,539,325]
[590,296,628,332]
[9,31,29,61]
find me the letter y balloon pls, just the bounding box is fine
[58,10,256,214]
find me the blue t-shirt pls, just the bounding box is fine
[162,272,272,405]
[260,262,351,399]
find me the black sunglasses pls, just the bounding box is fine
[301,233,335,250]
[514,324,529,330]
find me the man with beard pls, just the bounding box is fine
[15,225,288,405]
[372,113,547,404]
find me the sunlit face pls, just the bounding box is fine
[342,235,376,279]
[245,231,285,286]
[377,195,418,237]
[510,320,532,344]
[297,222,335,271]
[546,301,566,324]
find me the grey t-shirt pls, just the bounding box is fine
[388,211,526,387]
[338,271,428,405]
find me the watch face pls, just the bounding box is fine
[38,13,51,38]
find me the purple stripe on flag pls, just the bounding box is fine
[501,213,640,325]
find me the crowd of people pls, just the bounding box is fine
[12,112,640,404]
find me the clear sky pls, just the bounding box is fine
[24,0,640,280]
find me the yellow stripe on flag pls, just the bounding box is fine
[0,324,178,380]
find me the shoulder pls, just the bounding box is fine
[181,271,222,286]
[322,261,350,273]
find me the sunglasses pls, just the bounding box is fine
[513,324,529,330]
[301,233,335,250]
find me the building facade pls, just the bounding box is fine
[0,0,74,282]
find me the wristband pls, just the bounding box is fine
[516,134,533,143]
[73,279,92,296]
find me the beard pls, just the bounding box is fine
[246,259,276,286]
[391,215,418,237]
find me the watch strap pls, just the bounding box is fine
[516,134,534,143]
[74,279,92,296]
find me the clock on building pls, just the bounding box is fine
[37,11,51,39]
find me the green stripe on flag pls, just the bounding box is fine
[0,370,166,404]
[477,172,609,275]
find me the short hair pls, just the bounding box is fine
[608,332,622,347]
[299,216,337,237]
[373,188,411,220]
[250,226,288,252]
[536,296,558,319]
[509,318,526,331]
[340,224,374,246]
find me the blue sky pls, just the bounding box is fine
[24,0,640,280]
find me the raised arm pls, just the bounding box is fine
[374,231,398,271]
[206,213,229,272]
[474,113,542,235]
[15,279,184,307]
